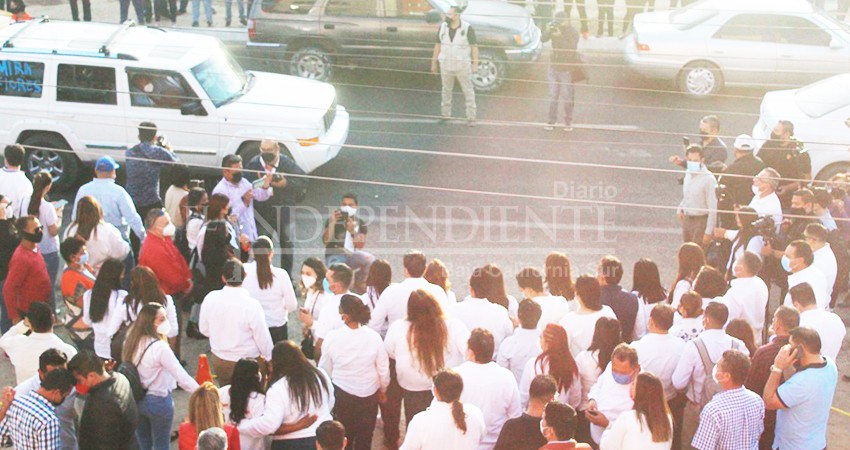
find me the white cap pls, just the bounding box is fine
[734,134,755,151]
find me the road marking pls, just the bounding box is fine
[351,116,641,131]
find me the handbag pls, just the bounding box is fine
[301,330,315,360]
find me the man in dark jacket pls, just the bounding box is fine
[542,11,580,131]
[717,134,765,229]
[597,256,638,342]
[68,350,139,450]
[756,120,811,209]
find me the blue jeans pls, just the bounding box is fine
[271,437,317,450]
[119,0,146,23]
[225,0,244,22]
[136,393,174,450]
[547,68,575,125]
[192,0,212,24]
[43,251,60,313]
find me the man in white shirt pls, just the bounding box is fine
[781,240,829,310]
[451,268,514,354]
[719,251,769,344]
[585,344,640,445]
[0,302,77,384]
[748,168,783,231]
[306,263,368,361]
[497,299,543,382]
[368,250,449,334]
[211,154,272,242]
[516,267,574,329]
[0,144,33,217]
[789,282,845,361]
[804,223,837,299]
[454,329,521,450]
[199,258,274,386]
[672,302,749,410]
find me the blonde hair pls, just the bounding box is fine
[188,383,224,433]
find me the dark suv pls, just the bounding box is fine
[247,0,541,91]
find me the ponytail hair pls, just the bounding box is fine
[433,369,466,434]
[339,294,370,325]
[252,236,275,290]
[28,171,51,217]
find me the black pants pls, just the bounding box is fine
[597,1,614,36]
[269,324,288,344]
[153,0,176,21]
[669,394,687,450]
[564,0,588,33]
[381,360,403,448]
[575,411,597,450]
[333,386,379,450]
[402,389,433,426]
[69,0,91,21]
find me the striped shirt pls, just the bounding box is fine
[0,391,60,450]
[691,387,764,450]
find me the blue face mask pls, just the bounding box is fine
[322,277,331,293]
[686,161,701,172]
[79,252,89,266]
[781,256,792,273]
[612,371,633,385]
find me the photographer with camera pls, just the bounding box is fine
[748,168,784,233]
[713,207,765,280]
[541,11,580,131]
[323,194,368,267]
[756,120,812,209]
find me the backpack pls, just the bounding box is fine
[115,339,157,402]
[694,337,739,411]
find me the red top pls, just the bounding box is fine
[3,245,51,323]
[539,441,592,450]
[138,234,192,295]
[178,422,241,450]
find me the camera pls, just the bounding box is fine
[751,216,776,246]
[548,21,561,32]
[156,135,167,147]
[337,210,349,222]
[715,182,729,202]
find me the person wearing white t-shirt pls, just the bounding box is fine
[81,258,127,360]
[497,299,543,382]
[519,324,581,410]
[516,267,574,329]
[306,263,369,361]
[242,237,298,343]
[599,373,674,450]
[559,275,617,357]
[748,168,783,232]
[0,302,77,384]
[781,240,829,310]
[719,251,769,344]
[585,344,640,446]
[0,144,33,217]
[804,223,838,300]
[454,329,521,450]
[789,282,845,361]
[219,358,270,450]
[369,251,450,333]
[575,317,622,414]
[450,268,514,354]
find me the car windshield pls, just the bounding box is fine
[669,1,718,30]
[428,0,464,14]
[191,49,248,107]
[794,75,850,118]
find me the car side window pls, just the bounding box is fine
[127,70,195,109]
[384,0,431,17]
[56,64,117,105]
[0,60,44,98]
[713,14,771,42]
[771,16,832,47]
[324,0,377,16]
[261,0,313,14]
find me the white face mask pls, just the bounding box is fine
[143,83,154,93]
[752,184,761,196]
[539,421,547,437]
[156,320,171,336]
[711,365,721,384]
[340,205,357,216]
[302,274,317,289]
[162,223,176,237]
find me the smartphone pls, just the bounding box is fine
[339,210,349,222]
[252,177,266,188]
[682,136,690,148]
[52,199,68,210]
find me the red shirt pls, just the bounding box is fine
[3,245,51,323]
[138,233,191,295]
[539,441,592,450]
[178,422,241,450]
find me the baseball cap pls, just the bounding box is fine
[733,134,755,152]
[95,156,119,172]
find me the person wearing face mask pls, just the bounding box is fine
[59,236,96,350]
[747,168,784,232]
[690,350,764,450]
[123,303,199,450]
[323,193,368,266]
[779,240,829,310]
[584,343,639,446]
[538,401,591,450]
[756,120,812,209]
[599,373,673,450]
[718,251,769,343]
[669,116,728,172]
[0,367,76,450]
[213,154,272,244]
[431,4,479,127]
[138,209,193,298]
[715,135,764,229]
[3,216,51,324]
[677,145,718,246]
[0,194,21,333]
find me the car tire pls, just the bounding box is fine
[472,51,506,92]
[816,162,850,182]
[678,62,723,97]
[21,134,80,192]
[289,46,334,83]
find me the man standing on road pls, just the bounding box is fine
[757,120,811,209]
[677,145,718,246]
[717,135,764,229]
[431,4,478,127]
[669,115,728,171]
[542,11,580,132]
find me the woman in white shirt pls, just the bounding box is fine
[519,323,581,409]
[692,266,727,310]
[319,294,390,450]
[164,167,190,228]
[365,259,392,312]
[575,317,623,412]
[238,341,334,449]
[669,291,704,342]
[185,188,207,253]
[630,259,667,340]
[298,257,329,357]
[243,237,298,343]
[399,369,485,450]
[385,289,470,426]
[112,266,179,358]
[424,258,456,304]
[479,263,520,319]
[220,358,270,450]
[559,276,618,357]
[64,196,130,275]
[19,171,61,306]
[667,243,705,308]
[123,303,200,450]
[82,258,127,360]
[599,373,673,450]
[720,207,764,281]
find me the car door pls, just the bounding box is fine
[123,68,219,168]
[771,15,850,86]
[707,14,779,86]
[320,0,383,66]
[381,0,439,71]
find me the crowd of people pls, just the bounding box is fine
[0,110,846,450]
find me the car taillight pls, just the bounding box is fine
[248,19,256,40]
[636,42,650,51]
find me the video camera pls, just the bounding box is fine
[751,215,776,246]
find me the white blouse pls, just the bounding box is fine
[63,222,130,274]
[384,318,470,392]
[575,349,603,411]
[220,386,270,450]
[82,289,128,359]
[599,410,673,450]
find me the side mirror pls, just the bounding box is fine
[181,100,207,116]
[425,10,441,24]
[829,38,845,50]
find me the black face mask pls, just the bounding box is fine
[231,171,243,184]
[770,132,782,141]
[226,207,233,217]
[261,152,277,166]
[21,226,43,243]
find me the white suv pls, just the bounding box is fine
[0,18,349,190]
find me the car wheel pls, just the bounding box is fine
[472,52,506,92]
[816,162,850,182]
[21,134,80,192]
[289,46,334,82]
[679,62,723,97]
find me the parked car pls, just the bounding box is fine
[0,19,349,191]
[752,73,850,181]
[625,0,850,97]
[246,0,542,92]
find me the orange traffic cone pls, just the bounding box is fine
[196,353,215,385]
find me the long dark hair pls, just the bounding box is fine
[480,263,510,311]
[207,193,230,222]
[633,373,672,443]
[434,370,467,434]
[124,266,167,312]
[269,341,330,413]
[121,303,165,362]
[27,171,51,217]
[407,290,448,378]
[300,257,327,295]
[734,207,759,241]
[72,196,103,240]
[587,317,623,372]
[693,266,727,299]
[228,358,262,424]
[424,259,451,293]
[366,259,392,307]
[89,258,124,323]
[545,252,574,300]
[535,324,578,393]
[340,294,370,325]
[668,243,705,303]
[632,258,666,304]
[725,319,757,355]
[252,236,275,290]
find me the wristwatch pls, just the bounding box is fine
[770,365,784,374]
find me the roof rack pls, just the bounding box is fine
[99,20,135,56]
[2,16,49,49]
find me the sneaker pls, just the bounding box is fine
[192,21,199,27]
[544,123,555,131]
[467,119,476,127]
[563,125,574,131]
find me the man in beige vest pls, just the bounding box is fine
[431,4,478,126]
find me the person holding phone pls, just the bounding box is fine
[668,116,728,171]
[322,194,368,266]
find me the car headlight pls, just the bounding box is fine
[514,33,525,45]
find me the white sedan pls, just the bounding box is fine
[752,73,850,181]
[625,0,850,96]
